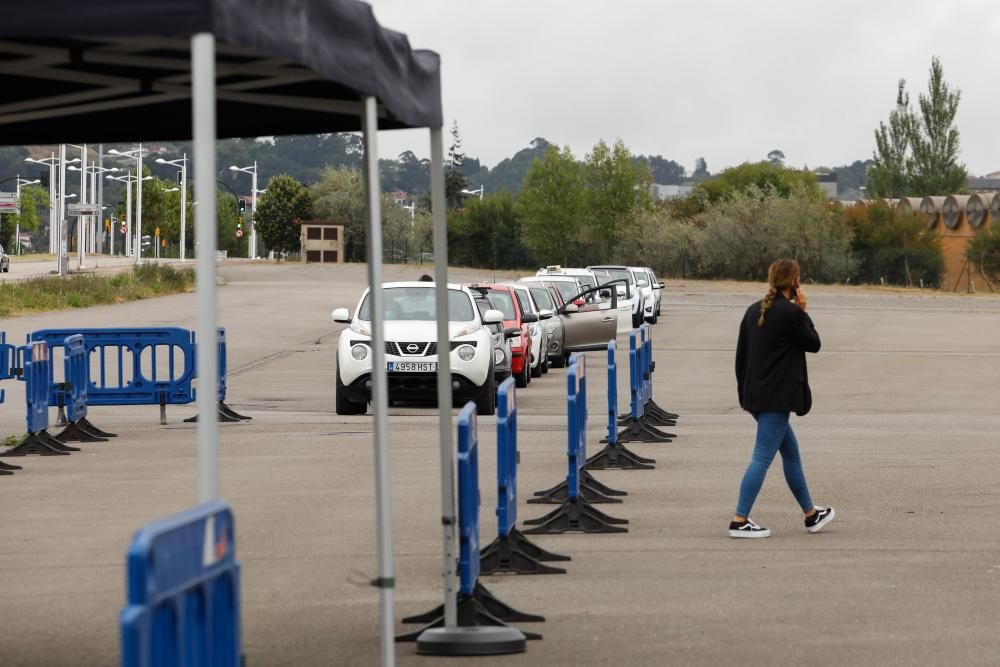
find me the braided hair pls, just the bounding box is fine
[757,259,801,327]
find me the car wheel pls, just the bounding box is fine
[550,352,565,368]
[632,312,642,329]
[531,353,542,378]
[650,312,658,324]
[541,352,549,375]
[515,359,529,388]
[336,366,367,415]
[476,364,496,416]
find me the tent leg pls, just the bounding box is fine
[191,32,219,504]
[362,95,396,667]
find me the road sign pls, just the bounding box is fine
[0,192,19,213]
[67,203,100,216]
[120,225,127,234]
[236,229,243,238]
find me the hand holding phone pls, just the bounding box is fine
[793,285,807,311]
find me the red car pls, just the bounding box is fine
[470,283,537,388]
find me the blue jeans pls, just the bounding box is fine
[736,411,814,518]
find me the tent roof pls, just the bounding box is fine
[0,0,442,144]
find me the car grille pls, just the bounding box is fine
[354,340,478,356]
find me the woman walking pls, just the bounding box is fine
[730,259,834,538]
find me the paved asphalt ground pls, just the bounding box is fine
[2,262,1000,666]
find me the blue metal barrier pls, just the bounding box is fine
[495,378,517,540]
[523,353,628,534]
[64,334,87,423]
[398,401,544,641]
[628,330,643,421]
[0,331,15,405]
[607,341,618,444]
[456,402,481,597]
[31,327,197,410]
[119,500,242,667]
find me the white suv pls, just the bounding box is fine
[332,282,503,416]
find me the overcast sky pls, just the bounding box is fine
[366,0,1000,178]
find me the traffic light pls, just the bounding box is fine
[176,171,183,186]
[238,198,246,214]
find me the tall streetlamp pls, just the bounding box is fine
[229,162,259,258]
[156,154,188,260]
[106,171,152,257]
[69,163,118,254]
[25,150,79,255]
[108,144,150,264]
[460,185,484,200]
[13,176,40,254]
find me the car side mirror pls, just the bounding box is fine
[562,303,579,314]
[503,327,520,339]
[483,308,504,325]
[615,285,626,297]
[538,309,553,320]
[521,312,538,323]
[332,308,351,323]
[656,282,665,289]
[572,298,585,307]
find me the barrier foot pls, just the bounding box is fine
[0,459,22,471]
[528,474,622,505]
[522,498,629,535]
[0,431,72,456]
[480,532,568,575]
[505,527,571,562]
[640,410,677,427]
[646,400,678,420]
[219,401,252,421]
[54,420,109,443]
[585,442,656,470]
[398,589,539,647]
[414,626,528,656]
[184,402,242,424]
[39,431,81,452]
[616,417,674,444]
[0,469,12,475]
[401,581,544,627]
[78,417,117,438]
[55,406,68,427]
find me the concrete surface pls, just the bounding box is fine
[1,264,1000,666]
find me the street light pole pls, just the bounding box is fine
[78,143,87,269]
[229,161,260,259]
[157,154,188,259]
[58,144,67,275]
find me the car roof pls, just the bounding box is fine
[519,275,580,283]
[364,281,470,294]
[587,265,629,270]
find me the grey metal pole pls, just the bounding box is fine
[48,153,55,254]
[125,170,132,257]
[180,153,187,260]
[429,126,458,628]
[192,33,219,503]
[135,143,143,265]
[58,143,66,276]
[78,143,87,269]
[362,95,396,667]
[15,175,20,255]
[98,144,104,254]
[250,162,257,259]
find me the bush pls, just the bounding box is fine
[842,202,943,286]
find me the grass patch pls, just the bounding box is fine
[0,264,196,317]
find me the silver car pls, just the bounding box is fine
[0,244,8,273]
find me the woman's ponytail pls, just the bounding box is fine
[757,286,777,327]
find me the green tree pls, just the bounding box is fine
[254,174,313,255]
[691,157,711,181]
[449,192,530,269]
[767,149,786,166]
[5,184,48,251]
[843,201,942,286]
[445,120,469,209]
[869,80,915,198]
[967,223,1000,286]
[909,57,966,195]
[583,139,653,262]
[310,167,367,261]
[691,161,823,208]
[516,145,586,264]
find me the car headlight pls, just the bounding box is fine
[456,344,476,361]
[528,324,539,336]
[350,321,371,336]
[510,336,522,347]
[493,348,504,364]
[351,344,369,361]
[452,322,482,338]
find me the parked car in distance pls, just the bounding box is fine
[473,290,517,383]
[332,282,502,416]
[505,282,551,378]
[520,276,618,356]
[635,266,664,321]
[587,265,638,330]
[0,244,9,273]
[469,283,536,389]
[521,281,567,368]
[535,265,599,296]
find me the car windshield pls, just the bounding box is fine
[572,274,597,290]
[529,287,555,311]
[485,289,517,320]
[592,268,633,285]
[358,287,475,322]
[550,281,578,302]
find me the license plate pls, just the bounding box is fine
[387,361,437,372]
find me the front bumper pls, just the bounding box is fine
[341,372,484,403]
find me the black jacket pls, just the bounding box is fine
[735,292,821,416]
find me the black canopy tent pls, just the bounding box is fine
[0,0,505,662]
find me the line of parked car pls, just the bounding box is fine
[331,265,664,416]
